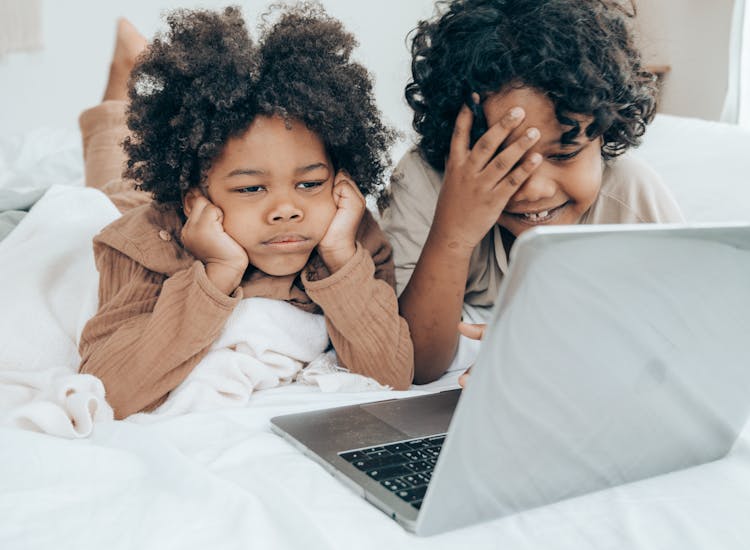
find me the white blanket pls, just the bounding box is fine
[147,297,388,419]
[0,185,118,437]
[3,121,750,549]
[0,185,389,436]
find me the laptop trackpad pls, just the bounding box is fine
[361,389,461,438]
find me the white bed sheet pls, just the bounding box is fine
[1,116,750,549]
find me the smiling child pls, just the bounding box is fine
[78,6,413,418]
[381,0,684,384]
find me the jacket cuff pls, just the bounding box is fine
[302,244,373,310]
[190,261,243,307]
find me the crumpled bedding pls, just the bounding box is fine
[0,187,47,241]
[2,121,750,549]
[0,185,397,436]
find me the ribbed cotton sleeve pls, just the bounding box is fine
[303,244,414,390]
[79,250,240,419]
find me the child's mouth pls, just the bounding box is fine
[504,201,569,225]
[263,233,311,251]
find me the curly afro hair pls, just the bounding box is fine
[123,4,397,208]
[405,0,658,172]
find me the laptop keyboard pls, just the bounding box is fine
[338,434,446,510]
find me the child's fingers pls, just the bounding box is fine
[187,197,226,235]
[449,104,473,162]
[469,107,526,171]
[457,321,486,340]
[334,172,365,202]
[332,176,366,216]
[478,126,538,187]
[492,151,542,194]
[185,194,211,220]
[458,366,472,388]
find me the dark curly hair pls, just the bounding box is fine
[123,4,397,208]
[405,0,658,172]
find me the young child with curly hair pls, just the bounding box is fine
[78,6,413,418]
[380,0,684,385]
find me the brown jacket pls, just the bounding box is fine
[79,197,413,419]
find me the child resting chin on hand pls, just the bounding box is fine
[78,6,413,419]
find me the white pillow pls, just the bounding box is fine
[637,114,750,223]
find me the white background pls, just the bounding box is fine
[0,0,740,139]
[0,0,437,157]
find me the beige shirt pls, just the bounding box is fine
[381,148,685,306]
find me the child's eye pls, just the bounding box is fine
[548,149,583,162]
[297,181,325,190]
[236,185,265,194]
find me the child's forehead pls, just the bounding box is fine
[484,87,593,143]
[209,115,335,178]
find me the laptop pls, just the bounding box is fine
[270,223,750,536]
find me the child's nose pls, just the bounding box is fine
[267,194,304,223]
[511,170,558,204]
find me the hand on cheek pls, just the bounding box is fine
[317,172,365,273]
[181,191,249,294]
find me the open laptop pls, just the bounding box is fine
[270,223,750,536]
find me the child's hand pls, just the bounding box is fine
[433,103,542,252]
[457,321,486,388]
[317,172,366,273]
[181,192,248,294]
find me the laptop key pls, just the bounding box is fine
[367,465,412,481]
[338,451,365,462]
[404,449,430,461]
[360,446,386,454]
[382,443,409,453]
[402,474,423,486]
[404,460,431,473]
[412,500,422,510]
[349,453,408,471]
[381,478,410,492]
[396,485,428,503]
[366,450,392,459]
[416,472,432,484]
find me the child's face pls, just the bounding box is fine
[483,87,603,237]
[204,115,337,276]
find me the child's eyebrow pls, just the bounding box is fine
[539,135,582,148]
[226,168,265,177]
[224,163,330,178]
[295,163,329,175]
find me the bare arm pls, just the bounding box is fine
[398,227,474,384]
[399,103,542,383]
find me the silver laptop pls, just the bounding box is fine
[271,223,750,536]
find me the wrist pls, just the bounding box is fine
[205,261,246,295]
[426,222,479,260]
[317,243,356,274]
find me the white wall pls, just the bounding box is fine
[635,0,736,121]
[0,0,436,157]
[0,0,738,142]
